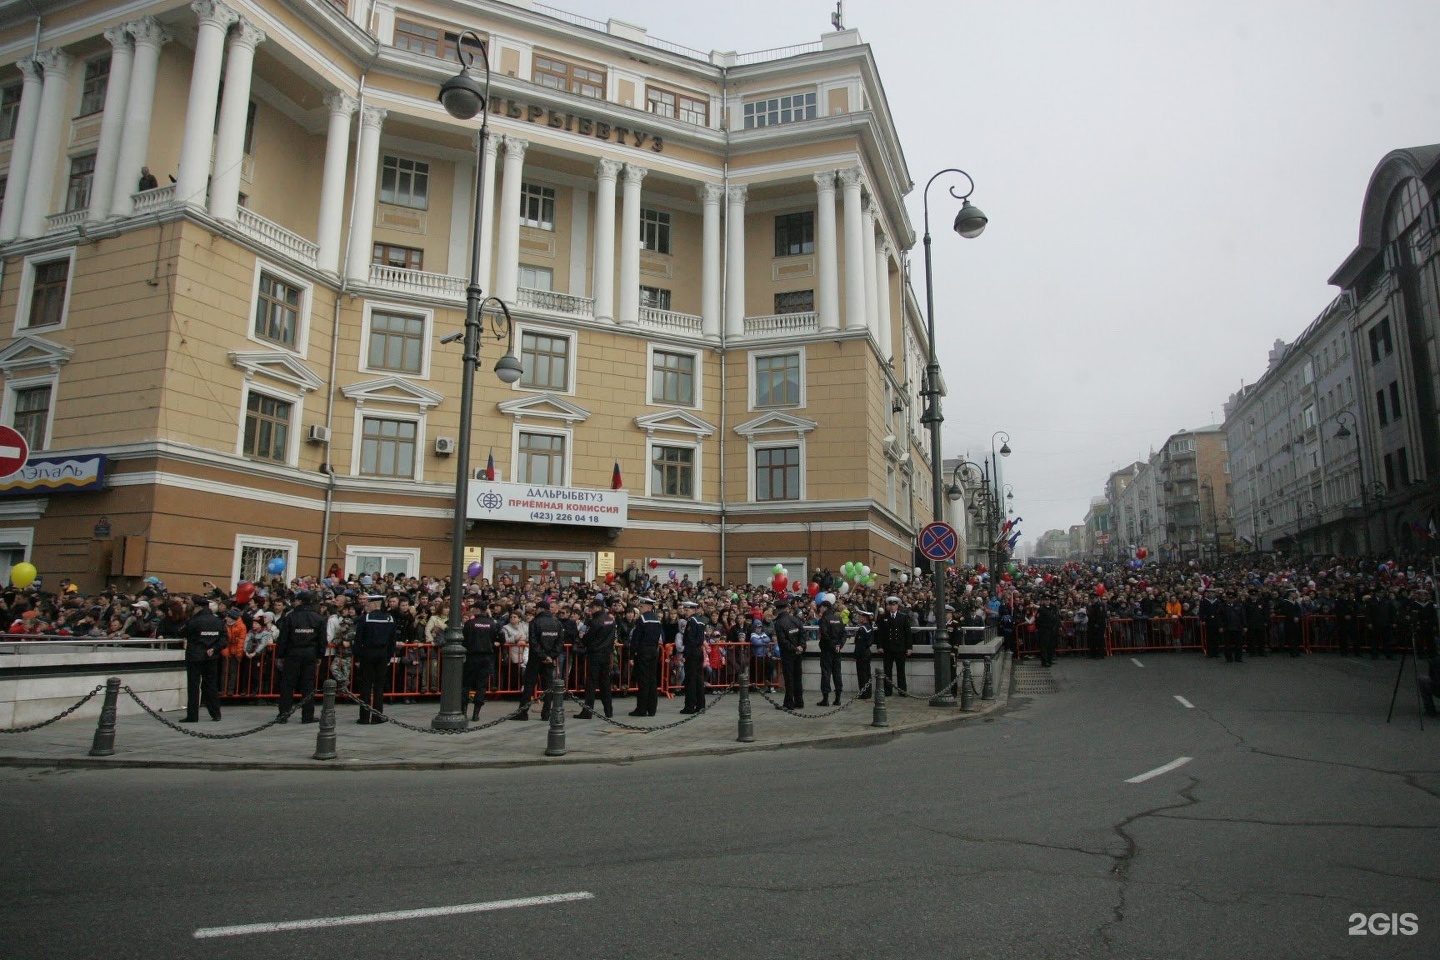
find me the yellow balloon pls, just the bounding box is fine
[10,561,37,589]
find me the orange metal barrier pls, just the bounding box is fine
[1104,618,1205,655]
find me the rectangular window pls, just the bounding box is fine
[1369,318,1393,362]
[651,445,694,498]
[11,384,51,451]
[774,290,815,315]
[394,19,442,57]
[743,91,817,129]
[1384,453,1395,490]
[518,432,566,484]
[65,154,96,212]
[640,286,672,312]
[27,260,68,329]
[367,311,425,374]
[755,446,800,501]
[1376,389,1388,426]
[520,331,570,391]
[372,243,424,271]
[0,83,20,140]
[1302,404,1316,429]
[359,416,417,479]
[519,183,556,229]
[646,85,707,126]
[239,541,293,584]
[243,391,292,463]
[379,155,429,209]
[254,271,301,348]
[651,350,694,405]
[533,53,605,99]
[1389,381,1402,421]
[1397,446,1410,485]
[517,264,553,291]
[77,56,109,117]
[755,352,801,407]
[774,211,814,257]
[640,208,671,254]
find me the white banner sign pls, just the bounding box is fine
[466,479,628,528]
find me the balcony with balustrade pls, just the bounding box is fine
[744,311,818,337]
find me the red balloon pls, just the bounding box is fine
[774,575,788,591]
[976,564,987,575]
[604,572,616,584]
[1136,548,1148,560]
[539,559,549,570]
[793,580,803,593]
[234,581,255,604]
[1001,573,1012,582]
[648,559,659,569]
[1095,584,1106,596]
[808,582,820,596]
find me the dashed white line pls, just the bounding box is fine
[1174,695,1195,709]
[193,892,596,939]
[1130,658,1145,668]
[1126,756,1193,784]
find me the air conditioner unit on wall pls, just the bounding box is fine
[307,424,330,443]
[434,437,456,455]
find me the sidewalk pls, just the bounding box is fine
[0,654,1010,770]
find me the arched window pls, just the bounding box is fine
[1385,178,1428,242]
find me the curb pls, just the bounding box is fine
[0,655,1010,771]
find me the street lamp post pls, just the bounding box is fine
[919,169,987,707]
[432,34,524,730]
[1331,411,1369,554]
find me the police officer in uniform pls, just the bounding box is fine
[180,596,225,722]
[462,600,499,720]
[1199,590,1223,658]
[852,609,875,697]
[876,596,912,695]
[629,597,663,716]
[678,600,708,714]
[816,598,846,706]
[275,590,326,723]
[512,601,564,720]
[1036,595,1061,668]
[578,595,617,719]
[773,598,805,709]
[352,594,398,723]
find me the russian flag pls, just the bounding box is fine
[484,450,495,481]
[611,461,623,490]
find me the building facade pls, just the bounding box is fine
[0,0,935,591]
[1153,426,1230,561]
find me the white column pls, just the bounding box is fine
[208,18,264,222]
[475,132,500,292]
[110,17,169,217]
[173,0,240,209]
[617,163,646,326]
[315,91,355,275]
[494,135,528,302]
[862,195,880,341]
[448,142,474,280]
[0,58,42,241]
[86,28,134,224]
[344,105,385,283]
[876,240,894,360]
[18,49,75,240]
[839,166,866,331]
[724,184,747,339]
[698,182,723,339]
[813,171,840,332]
[591,157,620,322]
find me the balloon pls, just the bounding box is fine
[838,582,850,595]
[964,584,974,594]
[861,565,870,576]
[466,561,482,579]
[1095,584,1106,596]
[605,572,616,584]
[1001,573,1012,583]
[900,574,910,584]
[808,582,820,596]
[649,559,659,569]
[793,580,803,593]
[234,581,255,604]
[913,567,922,577]
[266,556,286,576]
[540,560,549,571]
[1136,548,1148,560]
[668,569,677,580]
[773,564,784,575]
[976,565,986,575]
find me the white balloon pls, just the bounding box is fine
[900,573,910,584]
[861,565,871,576]
[838,582,851,595]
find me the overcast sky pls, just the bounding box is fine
[560,0,1440,543]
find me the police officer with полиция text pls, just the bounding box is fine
[275,591,326,723]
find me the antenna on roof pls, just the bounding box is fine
[831,1,845,30]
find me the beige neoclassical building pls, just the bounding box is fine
[0,0,937,591]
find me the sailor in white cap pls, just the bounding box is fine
[876,595,912,695]
[628,595,663,716]
[852,607,876,698]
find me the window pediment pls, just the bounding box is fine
[0,335,73,375]
[341,376,444,410]
[635,408,715,439]
[734,411,817,438]
[229,350,324,393]
[497,393,591,424]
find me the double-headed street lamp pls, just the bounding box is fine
[1331,411,1370,554]
[920,169,987,707]
[433,34,524,731]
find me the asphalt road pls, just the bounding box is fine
[2,651,1437,960]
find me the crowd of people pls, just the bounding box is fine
[6,552,1440,723]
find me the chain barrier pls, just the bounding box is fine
[561,686,734,733]
[886,674,962,701]
[335,686,514,734]
[121,687,314,740]
[752,677,873,719]
[0,685,104,734]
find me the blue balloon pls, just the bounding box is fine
[266,556,286,576]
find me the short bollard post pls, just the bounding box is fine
[545,671,566,757]
[871,667,888,727]
[960,659,974,710]
[737,670,755,743]
[313,678,338,761]
[981,655,996,700]
[88,677,121,757]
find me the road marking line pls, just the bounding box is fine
[1174,695,1194,709]
[1130,658,1144,668]
[1126,756,1193,784]
[193,892,595,939]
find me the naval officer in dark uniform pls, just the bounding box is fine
[628,597,663,717]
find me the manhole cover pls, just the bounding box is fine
[1011,666,1061,694]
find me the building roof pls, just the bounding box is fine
[1329,144,1440,288]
